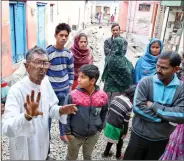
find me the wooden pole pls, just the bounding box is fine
[151,3,158,38]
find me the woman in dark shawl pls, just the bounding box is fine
[102,37,134,102]
[70,33,93,90]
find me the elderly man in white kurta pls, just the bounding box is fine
[2,46,77,160]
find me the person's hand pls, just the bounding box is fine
[121,134,126,140]
[24,90,43,120]
[146,101,153,108]
[66,135,74,141]
[59,104,77,115]
[1,103,5,115]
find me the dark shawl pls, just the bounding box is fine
[102,37,134,92]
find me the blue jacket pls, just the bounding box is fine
[132,74,184,141]
[64,86,108,137]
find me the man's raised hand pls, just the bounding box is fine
[24,90,43,120]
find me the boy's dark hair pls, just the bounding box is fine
[158,51,181,67]
[55,23,71,35]
[124,85,136,99]
[26,45,47,61]
[111,23,120,30]
[79,64,100,83]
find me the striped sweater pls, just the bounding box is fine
[106,95,132,129]
[46,46,74,94]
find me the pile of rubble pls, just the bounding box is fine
[84,26,104,63]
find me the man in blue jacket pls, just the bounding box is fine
[124,51,184,160]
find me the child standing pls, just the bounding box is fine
[102,85,136,159]
[64,64,108,160]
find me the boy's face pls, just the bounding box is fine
[77,72,96,89]
[55,30,69,47]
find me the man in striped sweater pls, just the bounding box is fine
[46,23,74,143]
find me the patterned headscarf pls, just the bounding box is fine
[70,33,93,80]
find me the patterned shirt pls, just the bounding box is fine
[106,95,132,129]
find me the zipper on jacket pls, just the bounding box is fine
[162,86,165,104]
[85,90,95,138]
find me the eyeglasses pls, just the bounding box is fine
[28,60,51,68]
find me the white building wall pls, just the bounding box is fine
[46,1,85,45]
[56,1,95,30]
[57,1,85,28]
[178,30,183,55]
[46,1,60,45]
[84,1,97,25]
[127,1,155,35]
[95,1,120,22]
[47,1,96,45]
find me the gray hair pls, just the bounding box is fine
[26,45,48,61]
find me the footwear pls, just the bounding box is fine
[130,113,134,118]
[60,135,68,143]
[116,154,124,160]
[102,151,113,157]
[46,156,55,160]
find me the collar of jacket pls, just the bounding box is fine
[111,35,122,40]
[75,85,100,94]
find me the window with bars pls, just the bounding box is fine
[138,4,151,12]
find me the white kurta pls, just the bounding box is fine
[2,76,67,160]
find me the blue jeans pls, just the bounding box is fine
[48,92,68,155]
[49,92,68,137]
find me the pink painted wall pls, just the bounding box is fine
[118,1,159,36]
[2,1,13,77]
[26,2,37,49]
[128,1,159,35]
[118,1,129,32]
[131,1,154,35]
[2,1,54,78]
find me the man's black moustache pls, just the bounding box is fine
[157,72,163,76]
